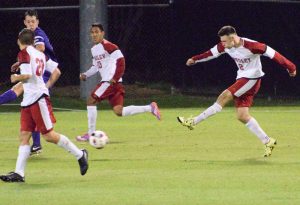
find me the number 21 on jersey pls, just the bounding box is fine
[36,58,45,76]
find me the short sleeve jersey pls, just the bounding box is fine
[34,27,57,62]
[18,46,50,106]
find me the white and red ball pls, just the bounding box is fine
[89,130,109,149]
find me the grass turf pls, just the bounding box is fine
[0,106,300,205]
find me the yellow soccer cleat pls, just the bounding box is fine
[177,116,195,130]
[264,137,277,157]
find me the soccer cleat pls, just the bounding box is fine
[78,149,89,175]
[30,145,42,156]
[177,116,195,130]
[0,172,25,183]
[264,137,277,157]
[150,102,161,120]
[76,133,90,142]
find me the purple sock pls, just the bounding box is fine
[0,89,17,105]
[32,131,41,147]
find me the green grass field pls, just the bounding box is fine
[1,105,300,205]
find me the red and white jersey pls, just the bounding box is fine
[192,37,296,79]
[84,39,125,82]
[18,45,55,106]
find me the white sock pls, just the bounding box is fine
[194,102,222,125]
[122,105,151,116]
[87,106,97,135]
[15,145,31,177]
[57,135,83,160]
[246,117,270,144]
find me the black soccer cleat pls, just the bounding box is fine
[30,145,42,156]
[78,149,88,176]
[0,172,25,183]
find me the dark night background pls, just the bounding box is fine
[0,0,299,97]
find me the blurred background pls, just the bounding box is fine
[0,0,299,103]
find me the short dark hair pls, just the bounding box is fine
[218,25,236,37]
[25,9,39,19]
[91,23,104,31]
[18,28,34,45]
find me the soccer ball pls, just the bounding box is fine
[89,130,109,149]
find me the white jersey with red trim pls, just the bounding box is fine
[212,38,278,79]
[84,39,124,82]
[192,37,296,80]
[18,45,54,106]
[193,38,281,79]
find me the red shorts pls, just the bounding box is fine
[21,97,56,135]
[91,82,125,107]
[227,78,261,107]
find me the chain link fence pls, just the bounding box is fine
[0,3,79,86]
[1,0,300,99]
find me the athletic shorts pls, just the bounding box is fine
[227,78,261,107]
[21,97,56,135]
[91,82,125,107]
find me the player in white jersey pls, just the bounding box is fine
[0,29,88,182]
[177,25,296,157]
[0,9,61,155]
[76,23,161,142]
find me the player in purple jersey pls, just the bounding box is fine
[25,10,58,83]
[0,10,60,155]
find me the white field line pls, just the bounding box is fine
[1,104,300,114]
[0,103,85,112]
[167,109,300,113]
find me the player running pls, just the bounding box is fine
[177,25,296,157]
[0,29,88,183]
[0,9,60,155]
[76,23,161,142]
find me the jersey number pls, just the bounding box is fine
[97,61,102,69]
[36,58,45,76]
[238,64,244,70]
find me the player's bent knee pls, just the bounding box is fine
[113,109,122,117]
[43,130,60,144]
[113,106,123,116]
[237,114,250,123]
[19,131,31,145]
[87,96,97,106]
[217,90,233,106]
[222,90,233,99]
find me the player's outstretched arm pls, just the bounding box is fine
[262,45,297,77]
[289,70,296,77]
[271,51,296,77]
[187,44,224,67]
[186,58,196,66]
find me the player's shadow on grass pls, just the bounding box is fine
[90,158,149,162]
[183,158,283,166]
[241,157,275,165]
[18,183,52,189]
[107,141,124,144]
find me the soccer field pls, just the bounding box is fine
[0,107,300,205]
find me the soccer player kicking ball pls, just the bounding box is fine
[76,23,161,142]
[177,25,296,157]
[0,29,88,183]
